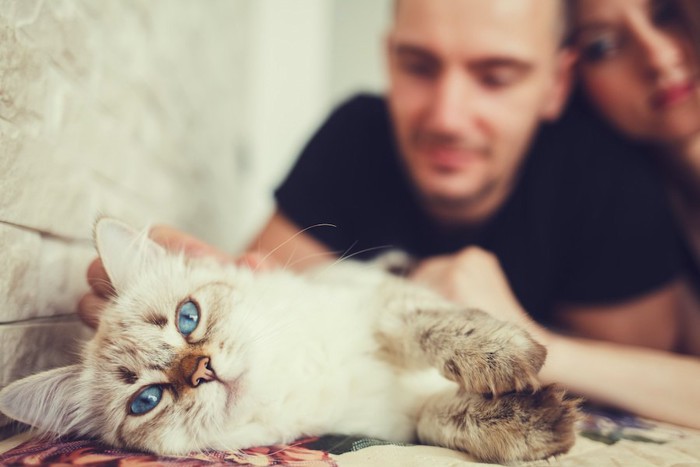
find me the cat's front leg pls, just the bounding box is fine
[417,384,579,462]
[376,280,545,395]
[414,307,546,394]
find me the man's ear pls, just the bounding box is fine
[94,217,165,294]
[541,48,578,121]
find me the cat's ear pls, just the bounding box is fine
[0,365,89,436]
[94,217,166,294]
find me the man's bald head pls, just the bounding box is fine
[393,0,573,46]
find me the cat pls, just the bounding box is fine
[0,218,578,463]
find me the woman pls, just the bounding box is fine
[571,0,700,356]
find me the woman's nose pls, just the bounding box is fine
[633,19,685,80]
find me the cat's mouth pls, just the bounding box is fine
[221,373,245,415]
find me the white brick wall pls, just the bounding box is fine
[0,0,251,434]
[0,0,391,437]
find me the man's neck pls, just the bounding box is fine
[422,178,518,230]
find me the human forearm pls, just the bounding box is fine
[408,247,700,428]
[540,333,700,429]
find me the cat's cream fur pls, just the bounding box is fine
[0,218,578,462]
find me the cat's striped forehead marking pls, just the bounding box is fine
[143,310,168,328]
[99,336,177,385]
[117,366,139,385]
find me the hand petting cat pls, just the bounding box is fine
[77,225,271,328]
[410,246,551,345]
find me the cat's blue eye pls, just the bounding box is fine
[130,385,163,415]
[177,300,200,336]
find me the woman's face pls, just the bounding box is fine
[574,0,700,145]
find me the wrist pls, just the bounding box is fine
[537,331,570,385]
[522,318,554,347]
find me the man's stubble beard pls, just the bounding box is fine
[418,176,502,225]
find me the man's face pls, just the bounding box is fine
[387,0,571,224]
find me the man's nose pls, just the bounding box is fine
[426,70,476,134]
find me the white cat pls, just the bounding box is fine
[0,218,577,462]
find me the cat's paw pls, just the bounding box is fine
[440,320,547,395]
[480,384,580,462]
[417,384,579,463]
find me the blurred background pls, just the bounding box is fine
[0,0,391,436]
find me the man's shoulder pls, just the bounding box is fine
[328,93,388,122]
[533,93,656,182]
[312,93,395,164]
[307,93,391,147]
[519,92,668,233]
[277,92,398,194]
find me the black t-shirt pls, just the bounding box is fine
[275,94,682,323]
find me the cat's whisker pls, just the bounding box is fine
[311,244,394,280]
[253,223,337,272]
[335,244,395,265]
[285,249,346,270]
[281,244,298,272]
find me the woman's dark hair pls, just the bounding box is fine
[677,0,700,54]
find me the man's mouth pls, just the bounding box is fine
[421,145,484,171]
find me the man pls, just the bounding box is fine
[252,0,680,347]
[81,0,700,428]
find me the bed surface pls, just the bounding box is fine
[1,407,699,466]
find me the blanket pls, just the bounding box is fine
[1,408,699,466]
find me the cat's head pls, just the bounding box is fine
[0,218,262,454]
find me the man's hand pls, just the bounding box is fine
[77,225,268,329]
[410,246,549,342]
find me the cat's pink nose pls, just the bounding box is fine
[183,356,216,387]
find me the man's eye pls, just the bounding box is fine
[480,69,521,89]
[579,35,621,63]
[399,60,437,79]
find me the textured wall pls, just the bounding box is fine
[0,0,391,439]
[0,0,250,434]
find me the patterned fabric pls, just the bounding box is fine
[577,405,691,445]
[0,408,695,466]
[0,437,336,466]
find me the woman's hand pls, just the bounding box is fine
[77,225,268,328]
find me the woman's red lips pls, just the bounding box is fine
[652,82,695,109]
